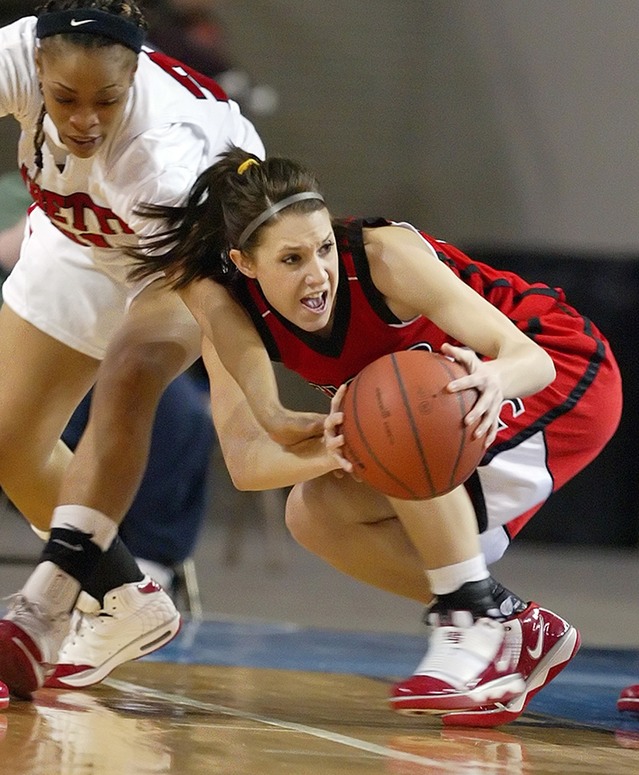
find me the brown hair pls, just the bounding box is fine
[129,146,327,289]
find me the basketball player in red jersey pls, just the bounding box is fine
[134,147,620,726]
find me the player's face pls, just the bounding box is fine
[35,43,137,159]
[234,209,339,335]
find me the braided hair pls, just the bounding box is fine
[32,1,147,172]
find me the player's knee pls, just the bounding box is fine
[285,481,342,552]
[99,339,187,399]
[284,485,322,550]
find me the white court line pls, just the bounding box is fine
[104,677,509,772]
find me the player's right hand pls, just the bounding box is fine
[324,384,355,476]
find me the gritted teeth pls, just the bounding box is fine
[301,291,327,311]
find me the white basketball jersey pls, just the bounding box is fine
[0,17,265,271]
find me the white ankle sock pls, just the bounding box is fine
[426,555,489,596]
[51,505,118,551]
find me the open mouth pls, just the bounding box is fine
[300,291,328,314]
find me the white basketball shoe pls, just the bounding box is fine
[44,576,181,689]
[390,611,526,714]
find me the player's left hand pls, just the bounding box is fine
[441,342,503,447]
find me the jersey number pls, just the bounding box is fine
[146,50,228,101]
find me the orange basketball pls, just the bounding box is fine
[341,350,485,500]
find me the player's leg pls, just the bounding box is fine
[441,330,622,726]
[117,370,214,590]
[0,215,195,696]
[0,304,101,697]
[0,305,98,530]
[60,280,200,517]
[286,473,433,602]
[61,373,214,594]
[287,475,526,713]
[43,281,202,691]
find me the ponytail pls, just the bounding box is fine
[128,146,326,289]
[130,167,233,288]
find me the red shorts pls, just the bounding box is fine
[467,308,622,542]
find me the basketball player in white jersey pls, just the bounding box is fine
[0,1,264,697]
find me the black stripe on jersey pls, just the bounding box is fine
[237,255,353,359]
[341,218,407,325]
[482,315,606,463]
[457,262,482,281]
[465,470,489,533]
[522,317,543,338]
[516,286,562,302]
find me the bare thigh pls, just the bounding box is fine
[0,304,99,523]
[59,281,202,518]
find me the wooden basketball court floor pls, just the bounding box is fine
[1,616,638,774]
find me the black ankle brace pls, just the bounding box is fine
[425,578,502,624]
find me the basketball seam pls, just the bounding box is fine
[390,353,437,498]
[349,367,421,499]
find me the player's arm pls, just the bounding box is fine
[181,279,324,446]
[365,226,555,443]
[200,335,340,490]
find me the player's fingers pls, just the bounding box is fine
[330,383,348,413]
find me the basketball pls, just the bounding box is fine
[341,349,485,500]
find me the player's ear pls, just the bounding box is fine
[34,47,43,80]
[228,248,257,278]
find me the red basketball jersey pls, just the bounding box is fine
[233,217,621,540]
[233,217,602,398]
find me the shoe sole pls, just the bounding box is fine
[44,612,181,689]
[441,624,581,727]
[390,672,526,715]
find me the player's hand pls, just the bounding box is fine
[323,384,355,476]
[263,408,325,447]
[441,342,503,447]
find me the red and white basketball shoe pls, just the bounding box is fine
[441,602,581,727]
[0,595,70,698]
[617,684,639,713]
[390,611,526,714]
[44,576,180,689]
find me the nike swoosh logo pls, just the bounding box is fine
[527,615,545,660]
[51,538,84,552]
[70,19,97,26]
